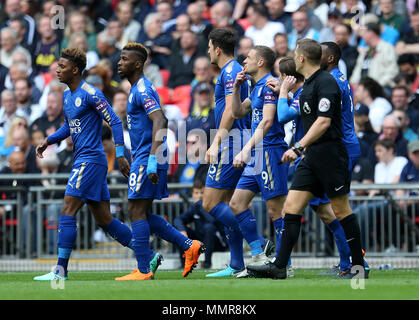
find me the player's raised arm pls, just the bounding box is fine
[90,91,130,178]
[231,71,251,120]
[36,118,70,158]
[276,76,299,123]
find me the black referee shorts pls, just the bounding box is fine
[290,141,350,198]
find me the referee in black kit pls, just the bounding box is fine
[248,39,367,279]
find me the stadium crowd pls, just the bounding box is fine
[0,0,418,260]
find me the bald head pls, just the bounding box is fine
[9,151,26,174]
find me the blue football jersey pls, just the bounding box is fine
[330,68,359,150]
[55,80,123,166]
[127,76,168,169]
[249,73,287,148]
[214,59,251,133]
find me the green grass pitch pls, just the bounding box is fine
[0,269,418,300]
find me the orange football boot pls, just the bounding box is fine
[182,240,205,277]
[115,269,154,280]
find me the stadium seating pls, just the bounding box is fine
[171,85,192,118]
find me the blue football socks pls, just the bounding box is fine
[56,215,77,276]
[235,209,262,256]
[328,218,352,271]
[209,202,245,270]
[131,220,151,274]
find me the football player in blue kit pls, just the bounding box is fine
[115,42,204,280]
[203,29,273,278]
[228,46,289,278]
[33,48,135,281]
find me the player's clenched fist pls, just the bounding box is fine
[117,156,131,179]
[233,71,248,89]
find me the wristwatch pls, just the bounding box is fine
[292,142,304,157]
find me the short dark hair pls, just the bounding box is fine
[123,42,148,65]
[335,23,352,35]
[15,77,32,88]
[278,57,305,82]
[374,138,395,152]
[253,45,276,70]
[397,54,416,66]
[392,85,410,97]
[193,178,205,189]
[209,28,236,56]
[359,77,385,100]
[61,48,87,74]
[365,22,381,36]
[296,38,322,64]
[321,41,342,64]
[249,3,269,17]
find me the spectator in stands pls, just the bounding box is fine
[142,48,163,88]
[391,85,419,132]
[395,140,419,232]
[157,0,177,34]
[190,56,217,89]
[273,33,293,59]
[11,126,39,173]
[355,77,393,133]
[116,1,142,44]
[13,78,43,125]
[106,18,126,51]
[372,138,408,192]
[171,13,191,43]
[33,14,60,74]
[392,109,419,142]
[397,54,419,93]
[0,27,31,69]
[174,178,227,269]
[350,22,399,89]
[112,90,129,147]
[167,30,204,89]
[85,74,104,92]
[351,157,375,196]
[0,89,19,136]
[379,114,409,157]
[353,103,379,161]
[210,0,244,38]
[334,23,358,79]
[355,13,401,51]
[8,15,34,53]
[379,0,405,32]
[30,92,64,138]
[96,30,121,83]
[395,9,419,56]
[61,11,97,52]
[288,9,320,50]
[1,0,36,50]
[245,4,285,47]
[57,136,73,174]
[0,150,39,213]
[185,82,215,144]
[68,32,99,71]
[266,0,292,32]
[30,128,45,148]
[187,1,213,40]
[137,12,173,69]
[319,8,343,43]
[237,37,254,66]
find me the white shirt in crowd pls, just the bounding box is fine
[245,21,285,48]
[368,97,393,132]
[374,156,408,184]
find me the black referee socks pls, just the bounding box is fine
[274,214,302,269]
[339,213,364,268]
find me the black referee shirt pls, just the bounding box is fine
[299,69,342,146]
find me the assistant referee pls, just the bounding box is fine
[248,39,366,279]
